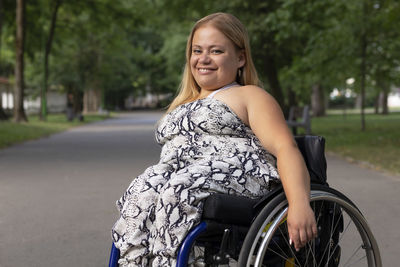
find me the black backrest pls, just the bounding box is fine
[295,136,328,185]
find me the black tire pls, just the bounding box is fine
[238,185,381,267]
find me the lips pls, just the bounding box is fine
[197,67,217,74]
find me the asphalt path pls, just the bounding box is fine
[0,112,398,266]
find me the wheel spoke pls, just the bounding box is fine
[342,244,364,267]
[344,254,367,267]
[325,214,358,266]
[315,200,325,226]
[239,189,381,267]
[274,225,290,259]
[307,200,324,267]
[283,222,302,260]
[325,202,337,266]
[318,205,350,267]
[266,246,300,267]
[304,239,317,267]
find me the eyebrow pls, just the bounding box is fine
[192,44,224,48]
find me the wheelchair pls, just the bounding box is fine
[109,136,382,267]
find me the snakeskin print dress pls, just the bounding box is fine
[111,85,280,266]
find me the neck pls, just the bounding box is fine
[200,81,238,96]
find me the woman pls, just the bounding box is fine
[112,12,317,266]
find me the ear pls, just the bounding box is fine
[238,49,246,68]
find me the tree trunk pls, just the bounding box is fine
[287,86,296,118]
[40,0,62,121]
[381,89,389,115]
[311,83,325,117]
[0,0,6,118]
[0,0,3,52]
[83,89,101,114]
[374,94,379,114]
[263,52,286,114]
[359,0,368,131]
[0,91,8,120]
[360,37,366,131]
[13,0,27,122]
[0,0,7,120]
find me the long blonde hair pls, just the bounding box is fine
[167,12,262,113]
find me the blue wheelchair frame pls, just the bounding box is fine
[109,222,209,267]
[109,243,120,267]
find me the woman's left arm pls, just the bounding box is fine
[243,86,317,251]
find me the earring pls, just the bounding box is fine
[238,68,242,78]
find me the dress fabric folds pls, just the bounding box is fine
[112,97,280,266]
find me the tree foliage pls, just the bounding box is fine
[0,0,399,124]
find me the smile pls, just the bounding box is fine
[198,68,216,73]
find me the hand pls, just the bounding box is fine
[287,203,317,251]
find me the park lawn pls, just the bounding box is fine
[311,111,400,175]
[0,113,110,149]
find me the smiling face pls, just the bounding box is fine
[190,25,245,93]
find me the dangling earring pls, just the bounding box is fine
[237,68,243,83]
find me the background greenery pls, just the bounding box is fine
[313,112,400,175]
[1,0,399,112]
[1,0,399,174]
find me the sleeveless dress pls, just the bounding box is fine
[111,83,280,266]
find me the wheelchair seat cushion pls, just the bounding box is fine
[201,193,259,226]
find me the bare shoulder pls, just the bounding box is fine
[222,85,272,104]
[238,85,281,112]
[240,85,294,154]
[214,85,282,126]
[214,85,259,125]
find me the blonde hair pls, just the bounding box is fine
[167,12,262,113]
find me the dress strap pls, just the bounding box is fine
[207,82,239,99]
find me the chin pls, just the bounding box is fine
[195,79,218,90]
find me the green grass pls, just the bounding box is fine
[0,113,110,149]
[310,111,400,175]
[326,106,400,115]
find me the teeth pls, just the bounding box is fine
[199,68,212,73]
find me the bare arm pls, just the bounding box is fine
[243,86,317,250]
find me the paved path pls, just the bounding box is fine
[0,112,398,266]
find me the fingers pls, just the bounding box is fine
[312,222,318,238]
[287,205,318,251]
[289,223,318,251]
[289,228,300,251]
[290,229,307,251]
[297,230,307,249]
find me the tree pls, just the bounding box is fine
[0,0,3,55]
[0,0,14,120]
[14,0,27,122]
[339,0,400,129]
[0,0,5,119]
[40,0,62,120]
[3,0,399,121]
[370,0,400,114]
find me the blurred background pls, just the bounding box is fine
[1,0,399,174]
[1,1,400,266]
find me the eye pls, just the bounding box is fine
[192,49,202,55]
[211,49,223,54]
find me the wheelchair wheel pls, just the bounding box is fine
[238,185,381,267]
[187,244,207,266]
[186,242,239,266]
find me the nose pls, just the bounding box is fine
[198,52,211,64]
